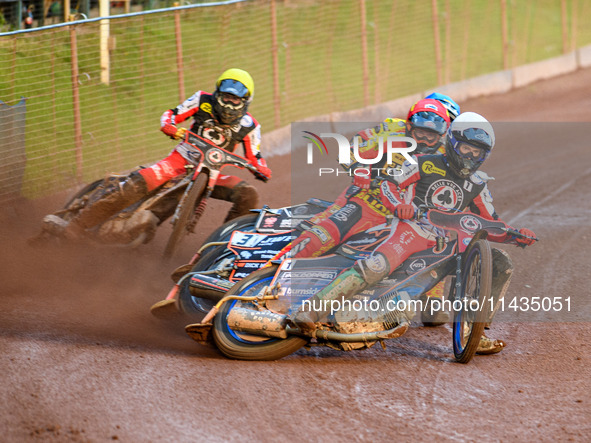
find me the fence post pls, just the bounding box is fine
[561,0,569,53]
[270,0,281,129]
[360,0,369,107]
[100,0,110,85]
[431,0,443,85]
[373,1,380,104]
[444,0,451,83]
[174,10,185,102]
[501,0,509,69]
[69,26,84,184]
[571,0,577,51]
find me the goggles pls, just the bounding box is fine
[452,127,493,149]
[410,111,448,135]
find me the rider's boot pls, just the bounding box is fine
[45,172,148,241]
[292,267,368,333]
[476,248,514,355]
[476,334,506,354]
[222,182,259,223]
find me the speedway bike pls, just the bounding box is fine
[182,206,536,363]
[31,130,261,260]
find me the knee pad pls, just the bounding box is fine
[355,252,391,286]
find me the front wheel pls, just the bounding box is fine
[212,266,307,361]
[163,174,208,261]
[452,240,493,363]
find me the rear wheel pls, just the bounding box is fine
[163,174,208,261]
[213,265,307,361]
[453,240,493,363]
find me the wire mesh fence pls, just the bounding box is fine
[1,0,590,202]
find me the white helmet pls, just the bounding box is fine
[446,112,495,178]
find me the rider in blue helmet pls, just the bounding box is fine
[425,92,460,121]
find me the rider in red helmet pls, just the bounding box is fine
[291,99,450,259]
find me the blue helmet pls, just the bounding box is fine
[425,92,460,121]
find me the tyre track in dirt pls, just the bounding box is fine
[2,68,591,441]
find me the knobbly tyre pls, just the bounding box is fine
[150,198,334,318]
[31,130,261,260]
[183,206,537,363]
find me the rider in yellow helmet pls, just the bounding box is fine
[44,69,271,240]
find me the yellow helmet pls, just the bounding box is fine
[214,68,254,124]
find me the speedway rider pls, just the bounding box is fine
[44,68,272,239]
[295,94,461,326]
[291,98,452,258]
[293,112,537,355]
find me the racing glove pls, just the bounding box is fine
[353,173,372,189]
[251,156,272,182]
[394,204,414,220]
[161,124,186,140]
[516,228,536,246]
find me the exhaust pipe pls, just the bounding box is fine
[226,307,289,339]
[224,306,409,343]
[188,274,234,302]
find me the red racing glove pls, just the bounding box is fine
[353,173,372,189]
[394,204,414,220]
[516,228,536,246]
[161,123,179,138]
[251,157,272,182]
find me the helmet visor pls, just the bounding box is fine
[218,79,250,99]
[453,127,493,149]
[410,111,448,135]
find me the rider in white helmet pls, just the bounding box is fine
[293,112,537,355]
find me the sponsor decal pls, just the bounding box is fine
[201,102,213,114]
[240,115,253,127]
[207,149,224,164]
[202,127,226,146]
[459,215,482,233]
[422,161,446,177]
[289,271,339,280]
[310,226,330,243]
[409,259,426,271]
[365,254,387,274]
[332,203,357,222]
[426,179,464,210]
[346,237,377,246]
[357,189,391,217]
[392,243,405,255]
[291,238,310,256]
[263,216,278,227]
[381,181,401,207]
[399,230,415,246]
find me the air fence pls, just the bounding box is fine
[1,0,590,202]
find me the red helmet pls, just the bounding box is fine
[406,99,451,154]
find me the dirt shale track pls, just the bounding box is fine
[2,68,591,442]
